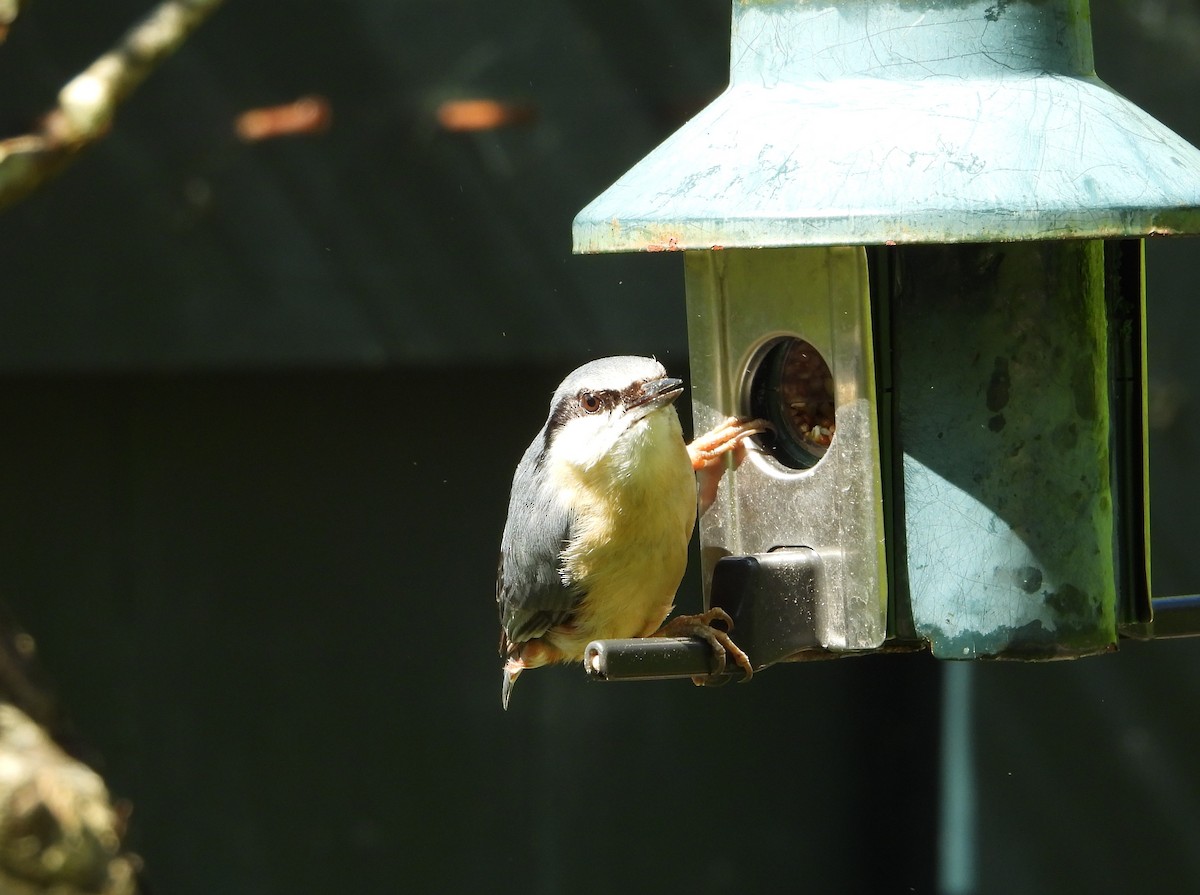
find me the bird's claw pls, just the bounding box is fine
[653,607,754,685]
[689,417,772,516]
[687,416,772,471]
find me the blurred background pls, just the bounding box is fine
[0,1,1196,892]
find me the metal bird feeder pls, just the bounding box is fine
[574,0,1200,679]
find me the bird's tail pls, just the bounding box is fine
[501,661,522,711]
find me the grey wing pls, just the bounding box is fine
[496,438,583,646]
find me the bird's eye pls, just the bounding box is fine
[580,392,602,413]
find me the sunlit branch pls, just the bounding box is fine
[0,0,227,211]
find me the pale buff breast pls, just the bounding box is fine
[546,409,696,659]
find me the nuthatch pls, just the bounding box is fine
[496,356,762,709]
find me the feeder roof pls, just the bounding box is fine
[573,0,1200,253]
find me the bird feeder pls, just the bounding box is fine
[574,0,1200,677]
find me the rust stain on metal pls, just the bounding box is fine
[646,237,681,252]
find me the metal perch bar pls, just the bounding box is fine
[584,637,743,682]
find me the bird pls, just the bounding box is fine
[496,355,763,709]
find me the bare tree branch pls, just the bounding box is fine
[0,0,227,211]
[0,704,139,895]
[0,0,29,45]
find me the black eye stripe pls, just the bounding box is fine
[544,388,620,445]
[583,389,618,412]
[620,380,648,404]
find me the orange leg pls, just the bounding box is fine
[687,416,770,469]
[688,417,770,516]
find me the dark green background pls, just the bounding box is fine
[0,1,1197,892]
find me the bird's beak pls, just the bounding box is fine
[626,376,684,419]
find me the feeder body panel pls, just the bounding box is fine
[892,241,1119,657]
[685,247,887,651]
[1102,240,1153,635]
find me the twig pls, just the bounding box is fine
[0,0,29,45]
[0,704,139,895]
[0,0,227,211]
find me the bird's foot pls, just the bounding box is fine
[687,416,770,470]
[653,607,753,685]
[688,417,770,516]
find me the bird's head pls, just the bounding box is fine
[541,356,685,475]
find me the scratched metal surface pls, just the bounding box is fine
[684,246,888,652]
[894,241,1120,658]
[574,0,1200,252]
